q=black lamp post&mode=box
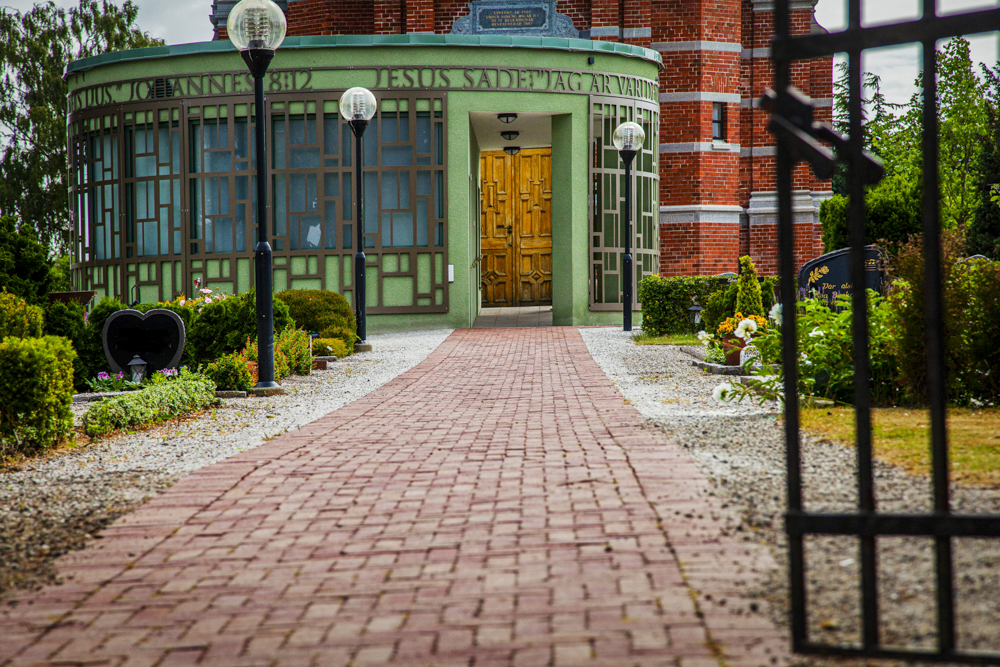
[228,0,286,390]
[613,121,645,332]
[340,87,377,345]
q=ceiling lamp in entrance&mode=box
[500,130,519,141]
[504,146,521,156]
[497,113,518,124]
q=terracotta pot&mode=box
[721,335,746,366]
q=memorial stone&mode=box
[797,245,887,302]
[102,309,186,376]
[451,0,579,38]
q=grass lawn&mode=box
[632,331,701,346]
[800,407,1000,487]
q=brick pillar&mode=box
[743,0,822,276]
[406,0,435,32]
[590,0,619,41]
[655,0,743,277]
[374,0,403,34]
[623,0,651,46]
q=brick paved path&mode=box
[1,328,788,667]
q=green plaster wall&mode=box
[67,41,658,333]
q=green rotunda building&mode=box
[66,32,661,329]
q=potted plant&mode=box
[716,312,766,365]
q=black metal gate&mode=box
[767,0,1000,661]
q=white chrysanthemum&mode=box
[769,302,782,326]
[808,327,824,338]
[713,382,734,403]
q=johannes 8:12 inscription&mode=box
[478,8,546,29]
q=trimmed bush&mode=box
[0,290,43,338]
[637,276,728,336]
[188,289,292,365]
[313,337,348,358]
[205,328,312,391]
[276,289,356,335]
[0,335,76,458]
[82,371,216,438]
[316,324,356,355]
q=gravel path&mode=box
[580,327,1000,662]
[0,329,452,599]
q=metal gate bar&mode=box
[770,0,1000,661]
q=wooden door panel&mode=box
[514,148,552,306]
[480,151,514,305]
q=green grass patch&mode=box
[632,331,700,346]
[801,407,1000,488]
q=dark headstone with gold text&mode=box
[451,0,579,37]
[797,245,888,301]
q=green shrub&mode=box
[735,256,764,318]
[276,289,356,335]
[278,328,312,375]
[316,324,356,355]
[75,297,125,391]
[886,231,1000,405]
[44,300,84,342]
[187,289,292,365]
[82,370,216,438]
[820,174,922,253]
[313,337,348,358]
[0,336,76,458]
[637,275,728,336]
[0,290,43,338]
[136,298,197,367]
[203,352,254,392]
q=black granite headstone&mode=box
[797,245,887,301]
[451,0,578,37]
[102,309,186,376]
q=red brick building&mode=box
[211,0,831,277]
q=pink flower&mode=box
[204,297,213,304]
[200,288,212,295]
[178,299,185,306]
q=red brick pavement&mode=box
[0,328,789,667]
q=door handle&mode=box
[506,225,512,234]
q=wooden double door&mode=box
[479,148,553,306]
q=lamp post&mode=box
[613,121,645,332]
[228,0,286,390]
[340,87,377,345]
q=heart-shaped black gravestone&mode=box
[102,309,186,376]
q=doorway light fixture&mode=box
[497,113,518,124]
[500,130,519,141]
[504,146,521,156]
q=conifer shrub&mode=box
[735,256,764,318]
[0,336,76,458]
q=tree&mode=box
[820,174,923,252]
[969,63,1000,260]
[0,215,55,304]
[0,1,162,252]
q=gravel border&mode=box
[0,329,453,599]
[579,327,1000,664]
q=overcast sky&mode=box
[2,0,998,106]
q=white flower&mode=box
[808,327,824,338]
[769,303,782,326]
[734,318,757,339]
[697,331,711,346]
[713,382,734,403]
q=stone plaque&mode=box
[797,245,887,301]
[451,0,579,38]
[102,309,186,376]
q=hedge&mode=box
[275,289,356,335]
[82,371,216,438]
[0,335,76,458]
[638,276,730,336]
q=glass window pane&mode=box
[417,113,431,153]
[363,122,378,166]
[324,172,339,198]
[416,198,428,247]
[343,173,352,220]
[324,202,336,249]
[290,147,320,169]
[398,112,409,142]
[383,146,413,166]
[272,118,285,169]
[364,171,378,233]
[324,116,338,155]
[215,217,233,253]
[342,124,352,167]
[417,170,431,195]
[273,175,286,236]
[382,113,398,143]
[290,116,306,145]
[392,212,413,247]
[382,172,398,209]
[382,212,391,247]
[302,214,321,249]
[399,172,409,208]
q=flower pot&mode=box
[721,335,746,366]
